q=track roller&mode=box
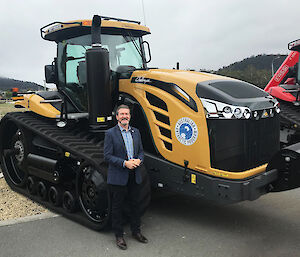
[37,181,48,200]
[49,186,63,206]
[27,176,37,195]
[62,191,77,213]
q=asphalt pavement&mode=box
[1,189,300,257]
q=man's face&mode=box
[116,108,131,127]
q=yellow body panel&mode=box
[12,96,24,101]
[197,164,267,179]
[15,94,60,118]
[120,69,267,180]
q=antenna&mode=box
[141,0,147,26]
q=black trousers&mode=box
[109,172,141,237]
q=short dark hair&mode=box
[116,104,130,115]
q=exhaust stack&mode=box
[86,15,112,132]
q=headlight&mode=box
[233,108,242,119]
[223,106,232,118]
[200,98,277,120]
[243,109,251,119]
[204,101,217,114]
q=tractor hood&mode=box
[196,79,277,111]
[130,69,278,113]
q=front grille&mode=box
[207,115,280,172]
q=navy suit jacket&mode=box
[104,124,144,185]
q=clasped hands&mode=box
[125,159,142,170]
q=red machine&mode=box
[264,40,300,144]
[265,51,299,101]
[11,87,19,97]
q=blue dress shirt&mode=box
[118,123,134,167]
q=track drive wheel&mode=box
[0,120,28,187]
[77,164,110,230]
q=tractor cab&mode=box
[41,17,151,113]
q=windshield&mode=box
[57,34,145,111]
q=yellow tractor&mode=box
[1,15,300,230]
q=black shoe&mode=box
[133,233,148,243]
[116,237,127,250]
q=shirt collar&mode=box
[118,123,131,132]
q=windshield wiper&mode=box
[66,56,85,61]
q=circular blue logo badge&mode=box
[175,117,198,145]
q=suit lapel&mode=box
[114,125,126,154]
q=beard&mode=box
[119,118,129,126]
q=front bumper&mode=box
[145,153,278,204]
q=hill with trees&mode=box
[215,54,288,89]
[0,77,40,91]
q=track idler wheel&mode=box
[63,191,77,213]
[0,122,28,187]
[77,164,110,229]
[49,186,63,207]
[37,181,48,201]
[27,176,37,195]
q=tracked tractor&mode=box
[2,15,300,231]
[265,40,300,144]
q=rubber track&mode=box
[1,112,108,230]
[5,112,105,169]
[279,100,300,128]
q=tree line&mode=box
[0,77,39,91]
[203,54,288,89]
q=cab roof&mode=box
[41,16,151,42]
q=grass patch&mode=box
[0,102,22,117]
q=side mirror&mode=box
[142,41,151,63]
[45,64,57,84]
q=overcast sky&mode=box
[1,0,300,85]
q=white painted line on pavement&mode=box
[0,212,60,227]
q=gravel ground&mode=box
[0,172,48,221]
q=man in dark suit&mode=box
[104,104,148,250]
